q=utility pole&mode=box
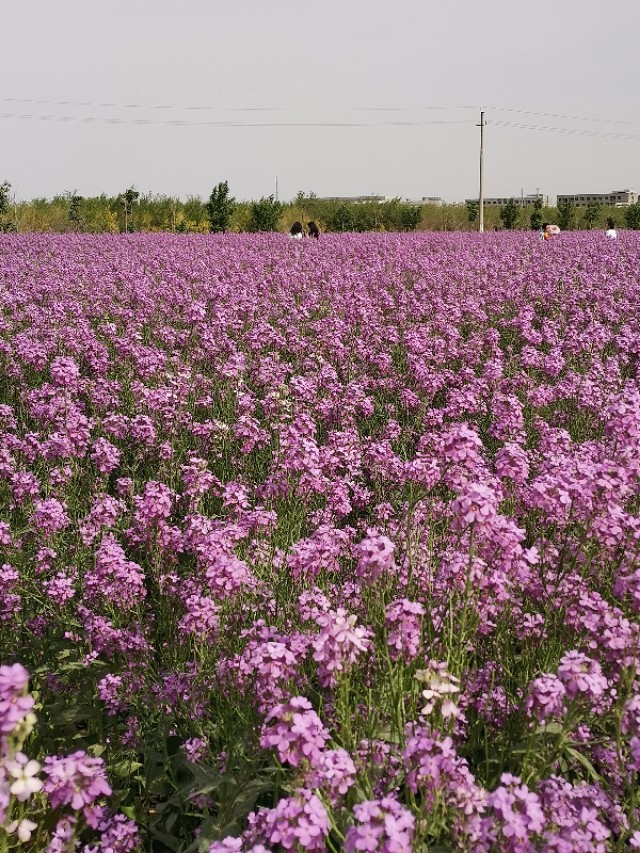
[275,175,279,202]
[477,111,485,233]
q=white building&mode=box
[317,195,385,204]
[465,194,543,208]
[556,189,638,207]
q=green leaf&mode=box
[564,746,602,782]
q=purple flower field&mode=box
[2,231,640,851]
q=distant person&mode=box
[605,217,617,239]
[541,222,550,240]
[307,221,320,240]
[290,221,303,240]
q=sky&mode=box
[3,0,640,205]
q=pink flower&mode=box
[354,528,396,581]
[30,498,69,537]
[43,751,112,811]
[50,356,80,389]
[260,697,328,768]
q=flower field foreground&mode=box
[2,232,640,851]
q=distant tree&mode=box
[0,181,10,217]
[499,198,520,230]
[248,195,283,232]
[67,191,84,232]
[0,181,16,232]
[399,205,423,231]
[466,200,479,225]
[557,201,576,231]
[119,187,139,233]
[328,204,355,232]
[206,181,235,233]
[353,204,378,232]
[583,201,602,230]
[530,196,544,231]
[625,202,640,230]
[183,195,207,231]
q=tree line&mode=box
[1,180,639,234]
[486,196,640,232]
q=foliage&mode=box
[0,180,10,217]
[399,205,423,231]
[557,201,576,231]
[247,195,283,232]
[0,180,16,233]
[625,202,640,230]
[327,203,356,232]
[117,186,140,233]
[67,191,84,231]
[466,200,479,224]
[2,189,636,234]
[205,181,235,234]
[583,200,602,230]
[530,196,544,231]
[499,198,519,230]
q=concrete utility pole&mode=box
[275,175,279,202]
[478,110,485,233]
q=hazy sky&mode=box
[4,1,639,204]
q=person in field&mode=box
[307,221,320,240]
[289,221,303,240]
[605,218,617,239]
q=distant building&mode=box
[317,195,444,206]
[395,196,444,206]
[556,189,637,207]
[465,194,543,208]
[317,195,385,204]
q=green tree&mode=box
[206,181,235,233]
[118,187,139,233]
[466,200,479,225]
[182,195,207,231]
[499,198,519,230]
[116,187,140,234]
[625,202,640,230]
[399,205,423,231]
[247,195,283,232]
[0,181,16,232]
[353,204,378,232]
[67,191,84,232]
[583,201,602,230]
[557,201,576,231]
[530,197,544,231]
[327,204,355,232]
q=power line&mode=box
[3,97,640,130]
[2,111,639,141]
[491,120,640,142]
[0,112,473,128]
[0,96,478,113]
[3,100,640,142]
[487,106,640,128]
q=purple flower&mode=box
[43,751,112,811]
[556,651,608,703]
[260,697,328,768]
[30,498,70,537]
[385,599,425,662]
[0,663,34,735]
[345,796,415,853]
[524,675,567,723]
[487,773,545,851]
[354,528,396,581]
